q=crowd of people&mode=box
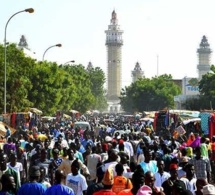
[0,118,215,195]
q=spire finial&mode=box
[111,10,117,24]
[87,61,93,71]
[18,35,29,49]
[200,35,210,48]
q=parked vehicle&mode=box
[74,121,91,130]
[113,130,131,138]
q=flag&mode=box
[165,111,170,126]
[175,125,186,135]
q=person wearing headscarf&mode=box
[187,133,195,146]
[118,165,145,195]
[93,168,116,195]
[136,185,152,195]
[202,184,215,195]
[186,147,193,158]
[189,134,201,148]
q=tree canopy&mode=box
[87,67,107,111]
[0,44,107,115]
[120,74,181,112]
[199,65,215,98]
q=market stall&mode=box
[1,107,43,131]
[0,122,16,137]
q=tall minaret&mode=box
[105,10,123,101]
[197,35,212,80]
[131,62,144,83]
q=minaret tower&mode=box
[131,62,144,83]
[18,35,36,59]
[197,35,212,80]
[86,61,93,71]
[18,35,29,49]
[105,10,123,101]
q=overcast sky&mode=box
[1,0,215,87]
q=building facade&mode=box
[174,77,199,109]
[197,35,212,80]
[131,62,144,83]
[105,10,123,101]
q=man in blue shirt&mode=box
[45,170,74,195]
[81,134,93,149]
[17,166,46,195]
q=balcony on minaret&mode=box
[105,30,123,45]
[105,10,123,46]
[197,64,210,70]
[105,39,123,45]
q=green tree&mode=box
[199,65,215,98]
[0,44,35,113]
[59,64,94,113]
[88,67,107,111]
[28,62,69,115]
[0,43,104,115]
[120,74,181,112]
[183,95,214,110]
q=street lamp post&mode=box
[42,44,62,61]
[63,60,75,65]
[4,8,34,114]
